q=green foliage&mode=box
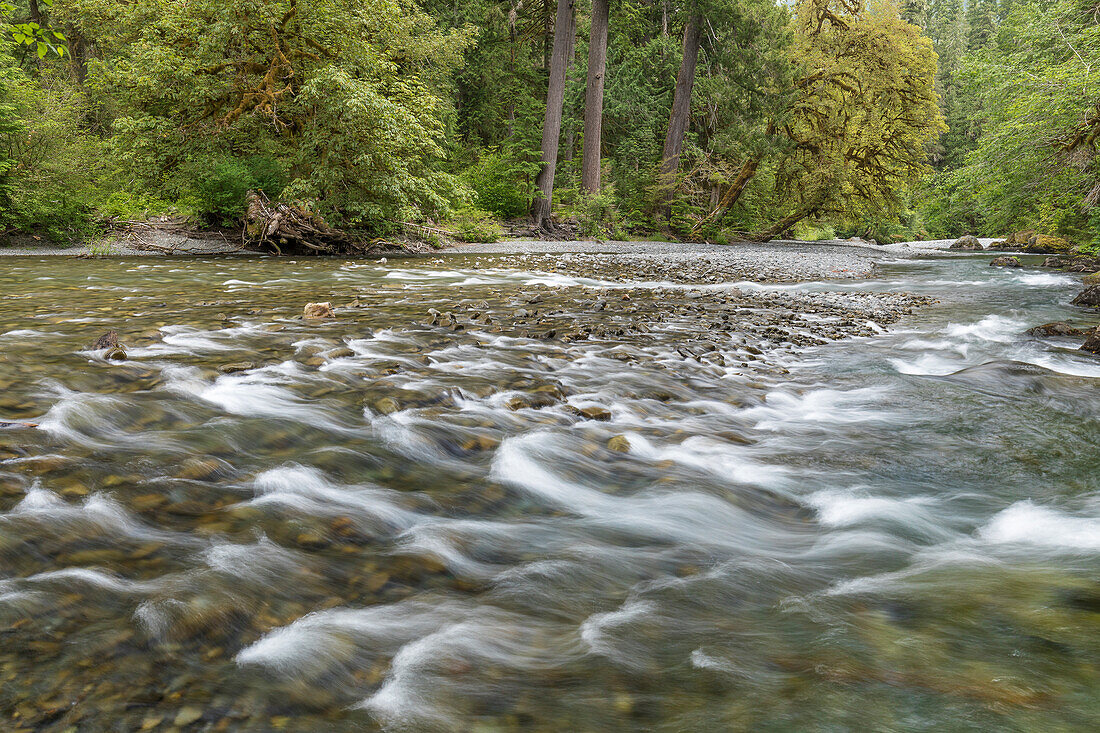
[447,206,502,243]
[573,188,622,239]
[0,66,103,239]
[918,0,1100,240]
[188,158,255,226]
[792,221,837,241]
[462,148,533,219]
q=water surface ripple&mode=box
[0,253,1098,731]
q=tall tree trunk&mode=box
[581,0,610,193]
[67,28,90,85]
[659,14,703,212]
[532,0,576,227]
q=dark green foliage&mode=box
[463,149,533,219]
[188,159,256,226]
[449,206,502,242]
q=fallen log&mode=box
[243,192,401,256]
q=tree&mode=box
[580,0,610,193]
[749,0,945,239]
[927,0,1100,243]
[659,10,703,212]
[531,0,575,227]
[62,0,473,228]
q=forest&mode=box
[0,0,1096,250]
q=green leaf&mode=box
[37,41,47,59]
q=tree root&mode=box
[243,192,404,256]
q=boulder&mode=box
[93,331,121,350]
[1084,271,1100,285]
[303,302,335,319]
[1042,256,1070,268]
[985,240,1009,250]
[1006,230,1035,245]
[607,435,631,452]
[1022,234,1074,254]
[1025,322,1086,338]
[990,256,1021,268]
[1071,285,1100,308]
[1081,326,1100,355]
[568,405,612,421]
[949,235,983,251]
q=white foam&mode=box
[943,314,1027,344]
[740,387,897,431]
[808,488,936,528]
[979,501,1100,551]
[250,465,418,531]
[579,598,656,663]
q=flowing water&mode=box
[0,252,1098,731]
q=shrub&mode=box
[189,158,256,226]
[448,206,502,243]
[462,149,533,219]
[574,189,621,239]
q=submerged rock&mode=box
[1071,285,1100,308]
[1025,322,1085,338]
[218,362,255,374]
[949,235,982,251]
[990,256,1021,268]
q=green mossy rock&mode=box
[1023,234,1074,254]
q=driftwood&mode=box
[0,420,37,429]
[243,192,399,256]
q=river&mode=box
[0,251,1097,731]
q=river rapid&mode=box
[0,251,1098,731]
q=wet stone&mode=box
[607,435,631,452]
[569,405,612,421]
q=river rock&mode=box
[172,705,204,727]
[303,302,335,318]
[93,331,121,349]
[374,397,400,415]
[1084,271,1100,285]
[1006,230,1034,245]
[1023,234,1074,254]
[1025,322,1085,338]
[1081,326,1100,354]
[569,405,612,421]
[607,435,630,452]
[949,235,982,250]
[177,456,234,481]
[990,256,1021,268]
[1071,285,1100,308]
[218,362,254,374]
[985,240,1009,250]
